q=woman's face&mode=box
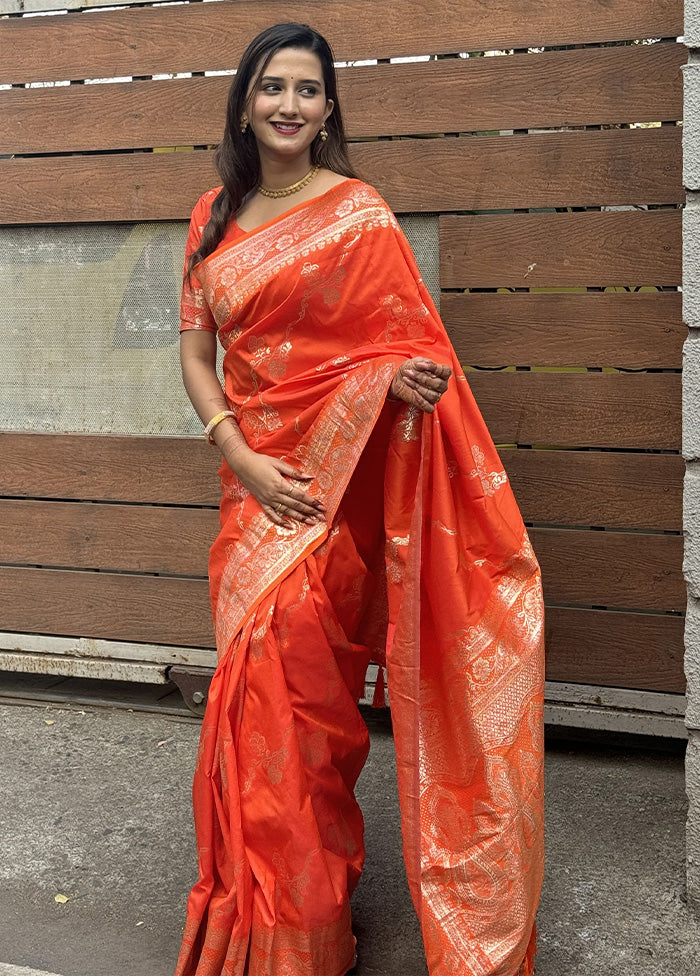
[247,47,333,165]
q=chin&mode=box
[264,142,315,160]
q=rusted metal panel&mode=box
[169,665,212,717]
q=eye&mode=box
[300,86,319,96]
[261,84,281,93]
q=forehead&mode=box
[257,47,324,82]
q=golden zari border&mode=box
[214,359,402,658]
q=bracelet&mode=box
[204,410,236,445]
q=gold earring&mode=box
[320,123,328,142]
[240,113,249,133]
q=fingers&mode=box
[396,359,451,414]
[409,357,450,373]
[406,360,451,386]
[410,390,437,413]
[263,503,293,528]
[283,482,326,522]
[264,478,325,527]
[276,460,313,481]
[262,458,324,525]
[263,494,322,528]
[404,374,445,398]
[401,374,447,406]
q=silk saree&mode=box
[175,180,545,976]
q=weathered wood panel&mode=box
[441,210,681,288]
[1,44,684,155]
[545,607,685,692]
[0,0,683,83]
[531,528,683,611]
[467,372,681,449]
[0,433,222,506]
[0,533,682,643]
[0,432,682,529]
[503,450,683,530]
[0,499,217,576]
[0,127,682,225]
[0,568,686,678]
[1,481,681,574]
[0,567,213,647]
[443,291,684,369]
[1,493,683,610]
[0,151,221,226]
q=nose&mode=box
[279,88,299,116]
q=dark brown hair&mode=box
[186,22,357,277]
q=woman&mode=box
[175,22,544,976]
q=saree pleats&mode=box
[176,179,545,976]
[175,514,376,976]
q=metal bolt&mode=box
[192,691,204,704]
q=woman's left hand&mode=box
[389,357,452,413]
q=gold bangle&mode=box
[204,409,236,445]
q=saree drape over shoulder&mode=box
[175,180,544,976]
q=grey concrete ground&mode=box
[0,696,698,976]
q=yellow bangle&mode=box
[204,410,236,445]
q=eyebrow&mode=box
[260,75,323,86]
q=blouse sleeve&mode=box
[180,191,219,334]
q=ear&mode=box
[323,99,334,122]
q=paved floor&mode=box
[0,697,697,976]
[0,967,65,976]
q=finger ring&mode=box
[274,502,283,514]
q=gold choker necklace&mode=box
[258,166,320,199]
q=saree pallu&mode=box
[175,180,545,976]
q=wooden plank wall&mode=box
[0,0,685,695]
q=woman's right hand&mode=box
[179,331,322,527]
[230,447,325,527]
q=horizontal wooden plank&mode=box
[503,449,683,530]
[545,607,685,692]
[0,427,684,529]
[467,372,681,449]
[0,499,218,576]
[531,527,683,611]
[443,291,684,368]
[0,126,682,225]
[441,210,681,288]
[0,544,683,656]
[0,567,214,647]
[0,432,222,505]
[0,150,220,225]
[1,44,684,154]
[2,483,684,605]
[7,482,681,584]
[359,126,683,209]
[0,0,683,84]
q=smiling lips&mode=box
[271,122,303,134]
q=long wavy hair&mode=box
[186,22,357,277]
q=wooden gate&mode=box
[0,0,685,731]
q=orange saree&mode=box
[175,180,544,976]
